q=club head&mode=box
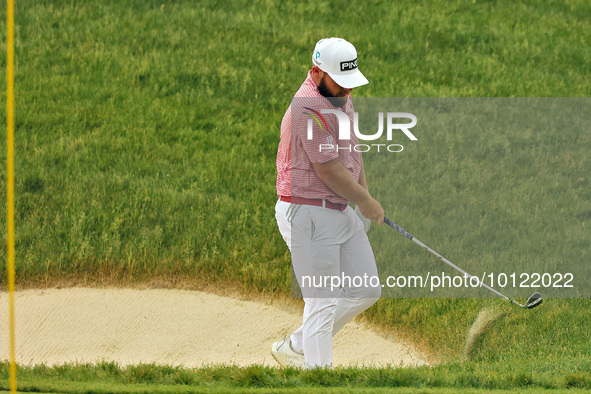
[525,292,543,309]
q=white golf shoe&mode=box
[271,336,306,368]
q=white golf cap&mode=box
[312,37,369,89]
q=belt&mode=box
[279,196,347,212]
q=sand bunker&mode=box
[0,288,427,368]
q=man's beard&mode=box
[317,75,348,108]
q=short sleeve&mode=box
[295,116,338,164]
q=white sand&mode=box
[0,288,427,368]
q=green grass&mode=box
[0,0,589,391]
[0,0,589,289]
[1,362,591,392]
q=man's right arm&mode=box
[312,158,384,224]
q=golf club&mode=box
[384,217,543,309]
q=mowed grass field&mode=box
[0,0,590,391]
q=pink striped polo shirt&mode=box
[276,71,362,205]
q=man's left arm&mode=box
[355,156,373,231]
[358,156,369,191]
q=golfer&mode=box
[272,37,384,368]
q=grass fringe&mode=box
[2,361,591,391]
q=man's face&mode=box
[317,72,352,107]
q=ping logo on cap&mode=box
[313,51,321,66]
[340,58,358,71]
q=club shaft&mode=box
[384,217,520,304]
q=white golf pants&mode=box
[275,198,381,368]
